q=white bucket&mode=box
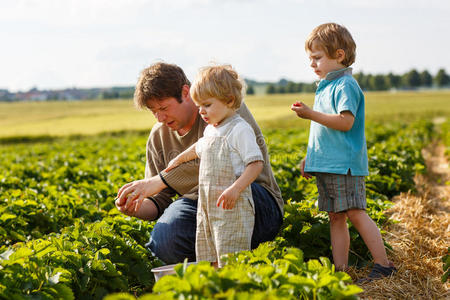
[151,262,197,281]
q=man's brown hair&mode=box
[305,23,356,67]
[134,62,190,109]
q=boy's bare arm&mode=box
[217,161,264,209]
[165,142,199,172]
[291,102,355,131]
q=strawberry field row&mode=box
[0,120,435,299]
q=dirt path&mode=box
[353,141,450,299]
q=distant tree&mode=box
[302,82,317,93]
[420,70,433,87]
[353,72,367,90]
[278,78,288,86]
[295,82,304,93]
[434,68,450,87]
[386,72,401,89]
[286,81,297,93]
[355,72,373,90]
[369,74,388,91]
[363,74,373,90]
[246,84,255,95]
[266,84,276,94]
[403,69,421,88]
[277,86,286,94]
[102,91,119,99]
[372,74,389,91]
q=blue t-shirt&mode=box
[304,68,369,176]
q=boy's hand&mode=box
[291,101,312,119]
[217,186,240,209]
[300,159,312,179]
[164,157,182,172]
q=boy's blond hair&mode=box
[190,64,245,110]
[305,23,356,67]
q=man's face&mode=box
[146,97,187,131]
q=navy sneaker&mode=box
[357,262,397,283]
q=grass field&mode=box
[1,90,449,140]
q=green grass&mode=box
[1,90,449,140]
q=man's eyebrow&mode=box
[148,103,161,110]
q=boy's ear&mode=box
[336,49,346,64]
[227,96,235,107]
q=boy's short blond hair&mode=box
[190,64,244,110]
[305,23,356,67]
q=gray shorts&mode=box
[314,172,366,213]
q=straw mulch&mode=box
[347,142,450,299]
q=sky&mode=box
[1,0,449,92]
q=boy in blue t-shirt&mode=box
[291,23,396,282]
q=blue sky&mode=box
[1,0,449,92]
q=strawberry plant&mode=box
[0,119,435,299]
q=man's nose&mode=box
[310,60,316,67]
[199,107,205,114]
[155,112,167,122]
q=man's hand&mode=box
[216,186,240,210]
[115,197,159,220]
[116,175,166,212]
[300,158,312,179]
[291,101,312,119]
[115,197,137,215]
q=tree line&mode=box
[247,68,450,95]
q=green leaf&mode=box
[103,293,136,300]
[0,213,16,222]
[9,247,33,262]
[153,276,191,293]
[53,284,75,300]
[319,257,332,269]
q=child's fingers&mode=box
[226,199,235,209]
[303,172,312,179]
[165,160,180,172]
[217,194,232,209]
[216,194,224,208]
[165,162,174,172]
[290,105,298,111]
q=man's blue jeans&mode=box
[146,183,283,264]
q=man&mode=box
[116,62,283,264]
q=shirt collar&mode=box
[214,112,239,128]
[324,67,353,81]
